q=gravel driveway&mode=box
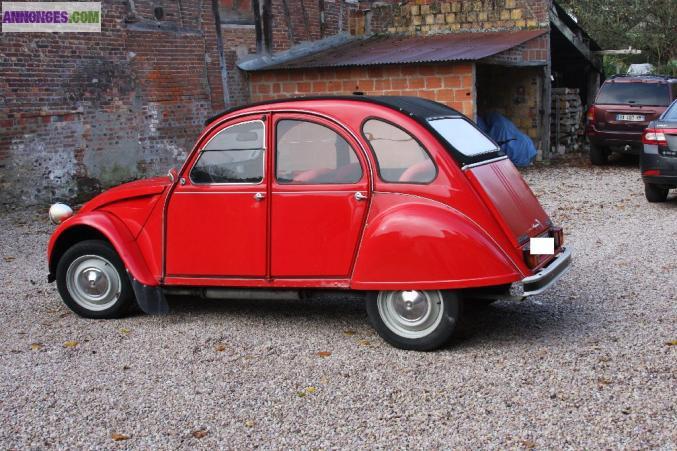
[1,158,675,449]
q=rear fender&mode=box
[351,193,522,290]
[48,211,157,287]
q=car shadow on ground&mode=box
[164,294,368,326]
[163,294,591,348]
[454,300,593,347]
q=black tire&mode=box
[590,143,609,165]
[56,240,136,318]
[366,290,462,351]
[644,183,669,203]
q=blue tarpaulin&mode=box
[477,112,537,167]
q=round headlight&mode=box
[49,203,74,225]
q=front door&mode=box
[270,114,370,277]
[165,116,268,278]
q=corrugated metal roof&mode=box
[240,30,547,71]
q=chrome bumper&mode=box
[521,246,572,297]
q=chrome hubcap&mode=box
[377,290,444,339]
[66,255,121,311]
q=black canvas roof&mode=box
[204,95,463,126]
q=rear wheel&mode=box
[56,240,135,318]
[590,143,609,165]
[644,183,669,202]
[366,290,461,351]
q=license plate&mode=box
[530,237,554,255]
[617,114,645,122]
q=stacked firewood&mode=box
[551,87,584,154]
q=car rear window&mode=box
[596,82,669,106]
[663,101,677,120]
[427,118,498,157]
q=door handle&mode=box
[254,192,266,201]
[354,191,368,201]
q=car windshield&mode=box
[596,82,669,106]
[427,117,498,157]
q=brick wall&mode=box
[270,0,348,52]
[0,0,226,204]
[350,0,550,36]
[483,33,548,64]
[221,25,258,105]
[249,63,476,118]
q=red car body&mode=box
[47,96,570,348]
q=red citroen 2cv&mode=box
[47,96,571,350]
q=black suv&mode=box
[585,75,677,165]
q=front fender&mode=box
[48,211,158,287]
[351,193,521,290]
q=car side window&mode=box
[362,119,436,183]
[276,120,362,184]
[191,121,265,184]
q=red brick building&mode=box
[0,0,599,204]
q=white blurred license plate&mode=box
[617,114,644,121]
[530,237,554,255]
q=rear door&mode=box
[464,158,550,244]
[270,114,370,277]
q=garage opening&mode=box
[476,64,545,157]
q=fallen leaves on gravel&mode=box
[521,439,537,449]
[343,330,356,336]
[597,377,612,388]
[297,386,317,397]
[214,344,226,352]
[192,429,208,439]
[30,343,43,351]
[316,351,331,358]
[244,420,255,428]
[665,340,677,346]
[111,433,130,441]
[3,256,15,262]
[63,340,78,348]
[119,328,130,335]
[357,339,371,346]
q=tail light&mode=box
[551,226,564,249]
[642,169,661,176]
[642,128,667,146]
[523,248,540,269]
[586,106,596,123]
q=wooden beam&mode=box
[549,8,600,70]
[594,48,642,55]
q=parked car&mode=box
[641,98,677,202]
[586,75,677,165]
[47,96,571,351]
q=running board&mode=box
[163,287,302,301]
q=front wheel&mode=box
[366,290,461,351]
[56,240,136,318]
